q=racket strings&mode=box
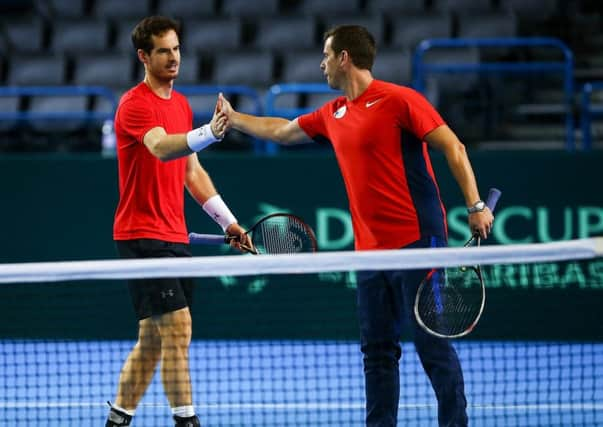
[417,267,483,337]
[253,217,315,254]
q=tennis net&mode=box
[0,238,601,426]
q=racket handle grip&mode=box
[188,232,227,245]
[486,188,502,212]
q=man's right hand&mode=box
[225,223,255,254]
[209,96,228,139]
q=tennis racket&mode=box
[414,187,502,339]
[189,212,317,255]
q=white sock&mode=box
[112,403,135,416]
[172,405,195,418]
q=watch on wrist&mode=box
[467,200,486,214]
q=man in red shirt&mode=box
[219,26,493,427]
[106,16,248,427]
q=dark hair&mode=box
[323,25,376,71]
[131,16,181,53]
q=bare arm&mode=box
[219,93,309,144]
[143,127,194,161]
[143,101,228,161]
[425,125,493,238]
[184,154,249,248]
[184,153,218,203]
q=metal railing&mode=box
[0,84,265,152]
[580,81,603,150]
[0,86,117,122]
[412,37,576,150]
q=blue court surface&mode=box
[0,340,601,426]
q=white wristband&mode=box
[202,194,237,232]
[186,124,221,152]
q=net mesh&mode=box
[0,243,601,426]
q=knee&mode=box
[159,316,192,352]
[361,341,401,370]
[161,328,191,355]
[134,338,162,366]
[414,331,453,356]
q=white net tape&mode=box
[0,237,601,284]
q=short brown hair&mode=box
[323,25,376,71]
[131,16,181,53]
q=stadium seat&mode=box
[186,93,219,121]
[269,92,302,111]
[113,19,138,53]
[174,55,201,84]
[323,15,385,46]
[51,19,110,53]
[501,0,559,19]
[28,95,89,133]
[86,91,118,135]
[156,0,215,19]
[183,18,242,52]
[1,16,45,53]
[91,92,118,128]
[221,0,279,16]
[390,14,452,50]
[372,48,412,85]
[293,0,362,16]
[44,0,87,18]
[367,0,426,14]
[0,35,6,57]
[72,54,135,88]
[7,55,65,86]
[92,0,152,20]
[433,0,496,14]
[416,47,485,137]
[281,50,322,83]
[135,54,200,84]
[457,12,519,62]
[184,91,261,131]
[306,92,339,111]
[236,92,263,115]
[457,13,517,38]
[252,17,317,51]
[0,95,20,132]
[419,47,481,93]
[212,50,274,86]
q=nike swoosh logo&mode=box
[365,99,381,108]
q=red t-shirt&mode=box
[298,80,447,250]
[113,82,192,243]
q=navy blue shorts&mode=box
[115,239,194,320]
